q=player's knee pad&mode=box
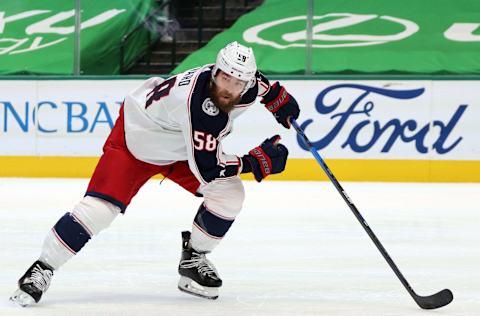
[201,177,245,219]
[71,196,121,236]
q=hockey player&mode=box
[10,41,300,305]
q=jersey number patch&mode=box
[193,131,217,151]
[145,77,176,108]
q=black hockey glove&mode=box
[261,82,300,129]
[241,135,288,182]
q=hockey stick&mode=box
[290,118,453,310]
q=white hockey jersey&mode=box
[123,65,270,185]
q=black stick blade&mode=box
[414,289,453,309]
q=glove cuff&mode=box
[248,146,272,179]
[261,82,290,113]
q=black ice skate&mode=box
[177,231,222,300]
[10,260,54,307]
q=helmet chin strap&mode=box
[242,76,256,96]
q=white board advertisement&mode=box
[0,79,478,161]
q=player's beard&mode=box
[209,83,241,113]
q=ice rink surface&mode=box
[0,178,479,316]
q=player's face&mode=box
[214,70,247,95]
[210,70,246,112]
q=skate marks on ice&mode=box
[0,179,479,315]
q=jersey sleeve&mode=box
[256,70,272,98]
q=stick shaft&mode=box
[290,119,419,300]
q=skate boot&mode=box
[177,231,222,299]
[10,260,54,307]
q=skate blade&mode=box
[10,289,36,307]
[178,276,219,300]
